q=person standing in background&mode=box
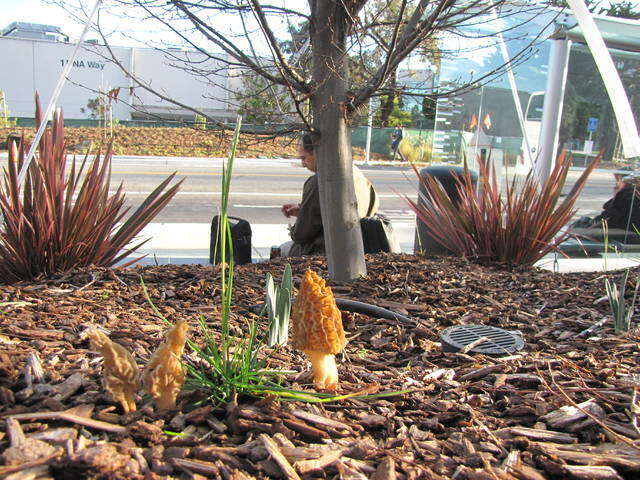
[391,125,405,161]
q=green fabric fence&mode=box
[8,118,435,161]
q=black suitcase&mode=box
[360,213,400,254]
[210,216,252,265]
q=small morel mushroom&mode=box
[291,269,347,390]
[143,319,188,411]
[87,329,140,413]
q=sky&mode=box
[3,1,640,39]
[0,0,294,49]
[0,0,86,38]
[0,0,178,47]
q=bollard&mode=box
[414,165,478,255]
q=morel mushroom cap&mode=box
[87,329,140,413]
[143,319,188,411]
[291,270,346,390]
[291,270,346,354]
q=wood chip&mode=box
[371,456,396,480]
[294,448,347,475]
[259,434,301,480]
[7,407,126,434]
[496,426,576,444]
[541,399,605,429]
[563,465,624,480]
[172,458,219,476]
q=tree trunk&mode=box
[310,1,366,281]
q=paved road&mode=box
[100,156,418,225]
[0,153,621,220]
[88,156,619,225]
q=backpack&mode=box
[210,216,252,265]
[360,213,400,254]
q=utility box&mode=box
[414,165,478,255]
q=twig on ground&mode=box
[6,408,127,434]
[537,361,640,452]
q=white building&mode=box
[0,24,239,122]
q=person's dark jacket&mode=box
[290,175,324,256]
[593,184,640,230]
[289,168,378,256]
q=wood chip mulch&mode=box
[1,254,639,480]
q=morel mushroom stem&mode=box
[291,270,347,391]
[305,350,339,390]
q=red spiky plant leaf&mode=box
[405,152,600,266]
[0,95,183,283]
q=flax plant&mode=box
[405,152,600,265]
[0,97,182,283]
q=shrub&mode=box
[194,114,207,130]
[0,97,183,283]
[400,137,432,163]
[406,151,599,265]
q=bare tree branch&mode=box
[169,0,309,92]
[93,19,304,135]
[248,0,307,87]
[246,0,313,129]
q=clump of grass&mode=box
[400,136,432,163]
[144,117,282,405]
[605,269,639,334]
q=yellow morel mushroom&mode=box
[291,269,347,391]
[87,329,140,413]
[143,319,188,411]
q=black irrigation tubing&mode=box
[248,298,413,324]
[336,298,414,324]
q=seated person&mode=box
[571,170,640,241]
[280,132,379,257]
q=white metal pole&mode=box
[537,37,571,185]
[473,86,484,170]
[364,98,373,165]
[490,4,534,175]
[16,0,103,188]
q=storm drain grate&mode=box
[440,324,524,356]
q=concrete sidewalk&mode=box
[121,222,640,273]
[123,222,416,263]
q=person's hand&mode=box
[281,204,300,218]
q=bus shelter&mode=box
[431,10,640,177]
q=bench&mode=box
[557,228,640,258]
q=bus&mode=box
[521,91,545,165]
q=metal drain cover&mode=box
[440,324,524,355]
